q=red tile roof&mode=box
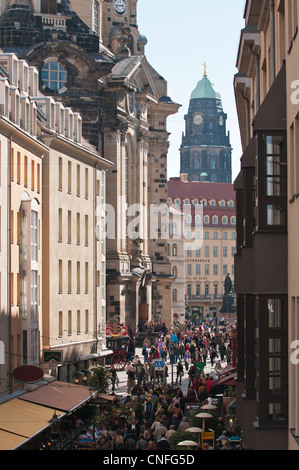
[167,178,235,201]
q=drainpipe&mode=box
[269,0,276,85]
[242,90,250,147]
[93,163,98,354]
[249,44,260,112]
[7,135,12,393]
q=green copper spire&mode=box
[190,63,221,100]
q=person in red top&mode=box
[205,375,213,392]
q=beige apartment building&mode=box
[36,97,112,383]
[0,52,47,395]
[0,51,112,394]
[234,0,299,450]
[168,175,236,324]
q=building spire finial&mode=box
[203,62,207,77]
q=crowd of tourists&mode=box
[72,318,240,450]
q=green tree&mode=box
[90,366,111,393]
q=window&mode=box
[205,264,209,275]
[85,168,89,199]
[77,213,80,245]
[213,246,218,257]
[260,134,286,228]
[231,216,236,225]
[212,216,218,224]
[213,264,218,275]
[58,260,62,293]
[68,210,71,243]
[77,165,80,196]
[187,284,192,297]
[187,246,192,257]
[223,246,228,257]
[85,262,89,293]
[58,157,62,190]
[187,264,192,275]
[31,210,38,262]
[222,216,228,224]
[68,161,72,193]
[196,264,200,275]
[77,262,80,293]
[68,310,72,336]
[85,215,88,246]
[213,231,218,239]
[41,0,57,14]
[77,310,81,335]
[196,284,200,296]
[30,270,38,321]
[59,311,63,337]
[41,61,67,91]
[85,309,89,334]
[204,215,209,224]
[196,247,201,257]
[58,208,62,242]
[204,246,209,257]
[31,161,35,191]
[68,260,72,293]
[205,284,209,296]
[172,244,177,256]
[172,266,177,278]
[223,264,228,275]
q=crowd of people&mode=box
[73,318,240,451]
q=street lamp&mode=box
[48,411,61,448]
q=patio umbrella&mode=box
[177,440,198,447]
[195,412,213,430]
[201,403,217,410]
[185,427,204,433]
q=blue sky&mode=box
[137,0,246,181]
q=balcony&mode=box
[185,294,224,302]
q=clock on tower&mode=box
[114,0,127,14]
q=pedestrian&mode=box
[127,365,135,394]
[136,434,147,450]
[184,350,191,371]
[176,361,184,385]
[157,433,170,450]
[142,345,148,363]
[110,365,119,392]
[143,397,154,425]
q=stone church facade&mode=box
[0,0,180,332]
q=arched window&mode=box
[172,244,177,256]
[231,216,236,225]
[193,159,199,169]
[222,216,228,225]
[172,266,177,278]
[212,215,218,224]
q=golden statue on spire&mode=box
[203,62,207,76]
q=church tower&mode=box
[180,64,232,183]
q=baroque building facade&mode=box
[180,65,232,184]
[0,0,179,340]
